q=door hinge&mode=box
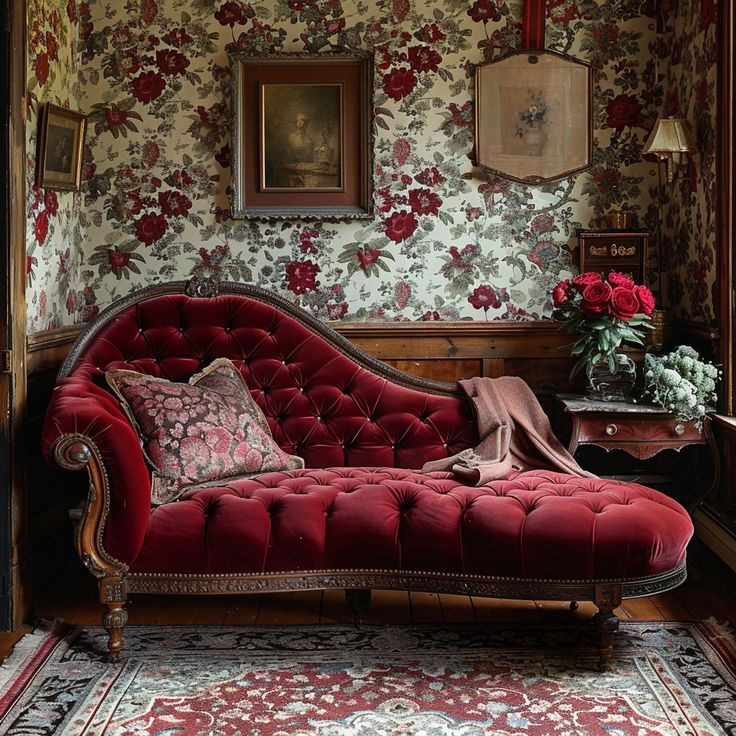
[0,350,11,374]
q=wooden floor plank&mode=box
[409,592,443,623]
[223,594,262,625]
[362,590,411,625]
[438,594,476,623]
[619,597,664,621]
[319,589,352,624]
[256,592,322,625]
[648,592,693,621]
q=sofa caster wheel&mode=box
[345,589,372,626]
[569,600,579,611]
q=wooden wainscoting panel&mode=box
[384,359,483,383]
[26,325,83,374]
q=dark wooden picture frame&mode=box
[474,49,592,184]
[36,103,87,191]
[230,51,373,220]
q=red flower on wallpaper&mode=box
[528,240,560,271]
[139,0,158,26]
[384,210,418,242]
[357,247,382,271]
[421,310,441,320]
[417,23,445,43]
[66,0,77,22]
[606,94,643,131]
[284,260,320,295]
[134,212,168,245]
[299,228,320,254]
[408,45,442,74]
[215,144,231,168]
[105,109,129,129]
[467,0,501,23]
[46,32,59,61]
[592,23,618,48]
[214,1,248,26]
[166,28,193,47]
[158,190,192,217]
[701,0,716,30]
[593,168,622,194]
[415,166,445,187]
[468,285,501,314]
[325,18,345,35]
[34,211,49,245]
[27,256,38,276]
[529,213,555,234]
[382,68,417,101]
[155,49,190,76]
[107,247,131,273]
[326,302,348,320]
[43,191,59,215]
[35,52,50,85]
[408,188,442,216]
[131,71,166,103]
[393,137,411,167]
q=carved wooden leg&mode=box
[345,589,372,626]
[100,576,128,662]
[593,584,622,671]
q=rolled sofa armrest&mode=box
[42,376,151,570]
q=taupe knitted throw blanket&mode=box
[422,376,596,485]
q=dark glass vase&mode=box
[585,353,636,403]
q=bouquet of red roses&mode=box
[552,271,655,377]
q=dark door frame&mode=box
[1,0,29,631]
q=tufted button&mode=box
[300,387,305,392]
[443,443,447,448]
[225,326,231,333]
[178,327,184,333]
[281,360,286,365]
[138,328,143,334]
[262,386,269,394]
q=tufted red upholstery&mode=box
[43,293,476,565]
[43,287,694,589]
[131,468,692,580]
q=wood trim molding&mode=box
[717,0,734,412]
[26,324,83,374]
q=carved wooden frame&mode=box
[229,51,374,220]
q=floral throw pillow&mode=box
[106,358,304,505]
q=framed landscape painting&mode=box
[475,50,591,184]
[230,52,373,220]
[36,103,87,191]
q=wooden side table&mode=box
[555,394,720,512]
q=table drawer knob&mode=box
[674,423,685,435]
[605,424,618,436]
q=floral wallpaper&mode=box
[22,0,712,332]
[655,0,718,324]
[25,0,90,332]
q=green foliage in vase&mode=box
[642,345,721,428]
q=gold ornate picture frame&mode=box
[36,103,87,191]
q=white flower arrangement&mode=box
[642,345,720,428]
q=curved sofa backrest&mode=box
[61,282,478,469]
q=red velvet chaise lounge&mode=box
[42,280,694,667]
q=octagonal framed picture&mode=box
[475,49,592,184]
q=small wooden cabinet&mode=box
[577,230,649,283]
[555,394,719,512]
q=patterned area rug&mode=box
[1,622,736,735]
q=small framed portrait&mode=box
[230,51,373,220]
[36,103,87,191]
[475,50,591,184]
